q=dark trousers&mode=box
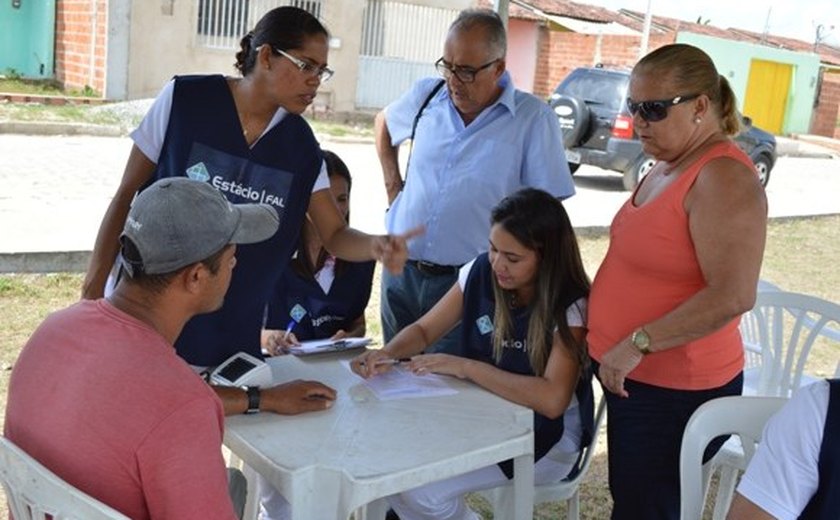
[593,361,743,520]
[380,262,462,355]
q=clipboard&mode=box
[287,338,373,356]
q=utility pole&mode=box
[639,0,653,59]
[760,7,772,44]
[494,0,509,30]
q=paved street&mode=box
[1,133,839,259]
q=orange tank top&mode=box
[587,140,753,390]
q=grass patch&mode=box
[1,215,838,519]
[0,76,98,97]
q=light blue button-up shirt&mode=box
[384,72,574,266]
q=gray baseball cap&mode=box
[120,177,279,276]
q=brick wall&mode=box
[55,0,107,95]
[532,29,674,99]
[810,72,840,139]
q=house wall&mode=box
[810,71,840,139]
[55,0,107,94]
[506,18,538,92]
[532,29,673,99]
[677,32,821,135]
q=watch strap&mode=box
[245,386,260,414]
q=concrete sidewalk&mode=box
[1,127,838,273]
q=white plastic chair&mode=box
[679,396,787,520]
[0,436,130,520]
[712,290,840,519]
[478,396,607,520]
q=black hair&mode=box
[291,150,354,279]
[234,6,329,76]
[120,237,228,294]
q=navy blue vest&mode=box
[265,258,375,340]
[149,75,322,366]
[461,253,594,478]
[799,379,840,519]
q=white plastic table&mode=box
[223,352,535,520]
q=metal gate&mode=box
[356,0,458,109]
[196,0,323,49]
[0,0,55,78]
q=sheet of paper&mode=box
[342,360,458,401]
[287,338,372,356]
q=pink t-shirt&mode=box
[4,300,237,520]
[588,141,751,390]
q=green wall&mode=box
[677,32,821,135]
[0,0,55,78]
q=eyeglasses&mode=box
[273,48,334,82]
[625,94,700,122]
[435,57,499,84]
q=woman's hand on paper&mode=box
[407,354,469,379]
[261,329,300,355]
[351,349,397,379]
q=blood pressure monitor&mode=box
[209,352,273,388]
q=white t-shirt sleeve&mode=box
[130,79,175,164]
[458,258,477,291]
[736,380,828,520]
[311,160,329,193]
[128,79,326,195]
[566,297,587,327]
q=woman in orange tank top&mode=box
[586,43,768,519]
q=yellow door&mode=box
[743,59,793,134]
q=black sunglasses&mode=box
[625,94,700,122]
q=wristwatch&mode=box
[244,386,261,414]
[630,328,652,355]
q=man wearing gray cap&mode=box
[5,178,336,520]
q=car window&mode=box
[558,73,628,112]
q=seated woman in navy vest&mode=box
[351,188,595,520]
[261,150,375,353]
[257,151,376,520]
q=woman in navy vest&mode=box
[352,188,594,520]
[261,150,375,352]
[82,7,418,416]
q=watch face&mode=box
[633,329,651,350]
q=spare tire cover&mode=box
[551,95,590,148]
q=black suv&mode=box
[549,67,777,190]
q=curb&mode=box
[0,251,91,274]
[0,121,126,137]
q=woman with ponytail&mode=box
[587,43,768,518]
[352,188,594,520]
[83,7,417,382]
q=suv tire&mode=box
[552,95,590,148]
[753,153,772,187]
[623,155,656,191]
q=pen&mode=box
[361,358,412,366]
[283,319,296,341]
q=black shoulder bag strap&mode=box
[404,79,445,182]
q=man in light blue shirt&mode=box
[375,8,574,355]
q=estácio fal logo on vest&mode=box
[185,161,287,209]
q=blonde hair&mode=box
[634,43,741,135]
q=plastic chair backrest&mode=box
[0,436,130,520]
[679,396,787,520]
[478,395,607,520]
[745,291,840,397]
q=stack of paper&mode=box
[287,338,372,356]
